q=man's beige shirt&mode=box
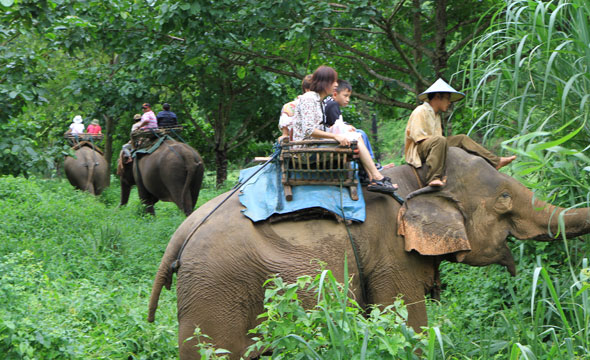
[404,101,442,168]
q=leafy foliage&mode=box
[0,173,237,358]
[246,268,431,359]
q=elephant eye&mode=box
[501,192,510,199]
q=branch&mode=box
[165,34,185,42]
[228,120,275,152]
[448,19,492,56]
[321,27,385,35]
[220,54,303,79]
[1,32,19,47]
[353,91,415,110]
[325,52,416,93]
[228,115,254,144]
[388,0,408,23]
[322,32,409,74]
[378,21,430,87]
[186,114,215,147]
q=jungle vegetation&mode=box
[1,0,589,358]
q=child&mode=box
[324,81,378,163]
[278,75,313,142]
[86,119,102,134]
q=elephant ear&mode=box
[397,193,471,262]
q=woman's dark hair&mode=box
[310,66,338,95]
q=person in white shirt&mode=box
[66,115,85,134]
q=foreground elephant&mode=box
[118,139,205,216]
[148,147,590,359]
[64,145,110,195]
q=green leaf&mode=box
[0,0,14,6]
[237,66,246,79]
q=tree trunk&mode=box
[433,0,448,78]
[215,146,228,187]
[412,0,425,101]
[371,113,379,162]
[103,114,114,172]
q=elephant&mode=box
[147,147,590,359]
[64,144,110,196]
[118,139,205,216]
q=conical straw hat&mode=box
[418,78,465,102]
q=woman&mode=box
[292,65,396,194]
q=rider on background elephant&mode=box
[147,146,590,359]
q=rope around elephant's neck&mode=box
[338,178,368,305]
[170,145,282,274]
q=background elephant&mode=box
[118,139,205,216]
[147,147,590,359]
[64,145,110,196]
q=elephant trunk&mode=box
[120,179,132,206]
[512,197,590,240]
[118,156,134,207]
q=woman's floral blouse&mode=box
[292,91,325,142]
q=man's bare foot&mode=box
[428,179,445,187]
[496,155,516,169]
[382,163,396,170]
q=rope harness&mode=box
[171,145,282,273]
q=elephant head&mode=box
[397,147,590,276]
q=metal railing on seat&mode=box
[279,139,360,201]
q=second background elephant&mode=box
[118,139,205,216]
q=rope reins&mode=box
[170,145,282,273]
[338,177,368,305]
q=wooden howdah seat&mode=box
[64,133,103,147]
[130,126,184,149]
[279,139,360,201]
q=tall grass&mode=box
[246,265,435,359]
[463,0,589,205]
[0,174,236,359]
[430,1,590,358]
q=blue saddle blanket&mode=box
[238,162,365,222]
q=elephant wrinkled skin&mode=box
[64,146,110,196]
[118,139,204,216]
[148,147,590,359]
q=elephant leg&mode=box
[178,309,255,360]
[137,187,158,216]
[406,299,428,332]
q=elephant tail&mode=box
[148,228,186,322]
[180,150,204,216]
[83,149,96,195]
[147,257,175,322]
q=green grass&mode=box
[0,173,236,359]
[2,173,588,359]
